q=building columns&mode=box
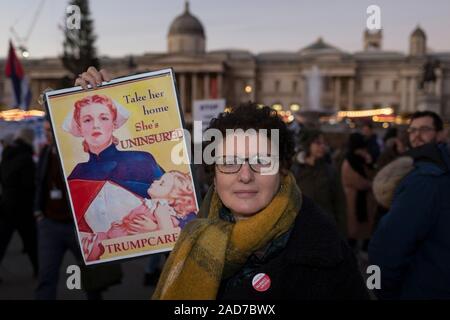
[203,73,210,99]
[179,73,186,111]
[191,73,197,103]
[334,77,341,110]
[400,77,408,112]
[217,73,223,98]
[348,78,354,110]
[435,71,442,96]
[409,77,416,112]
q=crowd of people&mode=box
[151,105,450,300]
[0,120,124,299]
[288,110,450,299]
[0,66,449,300]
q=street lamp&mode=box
[18,45,29,58]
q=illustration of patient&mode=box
[83,170,197,261]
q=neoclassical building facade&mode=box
[1,2,449,121]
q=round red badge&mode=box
[252,273,271,292]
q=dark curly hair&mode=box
[204,102,294,173]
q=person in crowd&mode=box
[370,111,450,299]
[35,121,76,298]
[0,134,15,163]
[291,129,346,236]
[372,127,409,228]
[287,113,305,153]
[151,103,368,299]
[35,121,123,300]
[407,111,444,149]
[361,122,381,163]
[143,253,167,286]
[376,127,409,171]
[439,126,449,147]
[0,128,38,279]
[341,133,376,252]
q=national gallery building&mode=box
[1,3,449,121]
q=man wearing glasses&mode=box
[407,111,444,148]
[369,111,450,299]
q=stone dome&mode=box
[411,26,426,38]
[168,2,205,38]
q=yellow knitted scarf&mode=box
[152,172,302,300]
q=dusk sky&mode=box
[1,0,449,59]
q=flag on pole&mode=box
[4,40,32,110]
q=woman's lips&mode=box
[234,190,258,199]
[92,132,102,137]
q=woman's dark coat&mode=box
[217,196,369,300]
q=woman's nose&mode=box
[237,162,254,183]
[92,118,100,128]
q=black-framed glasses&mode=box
[215,155,278,174]
[407,126,436,135]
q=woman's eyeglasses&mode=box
[215,155,277,174]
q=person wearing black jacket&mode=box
[0,128,38,278]
[370,111,450,299]
[217,196,367,299]
[291,129,347,237]
[34,121,122,300]
[371,143,450,299]
[34,122,79,299]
